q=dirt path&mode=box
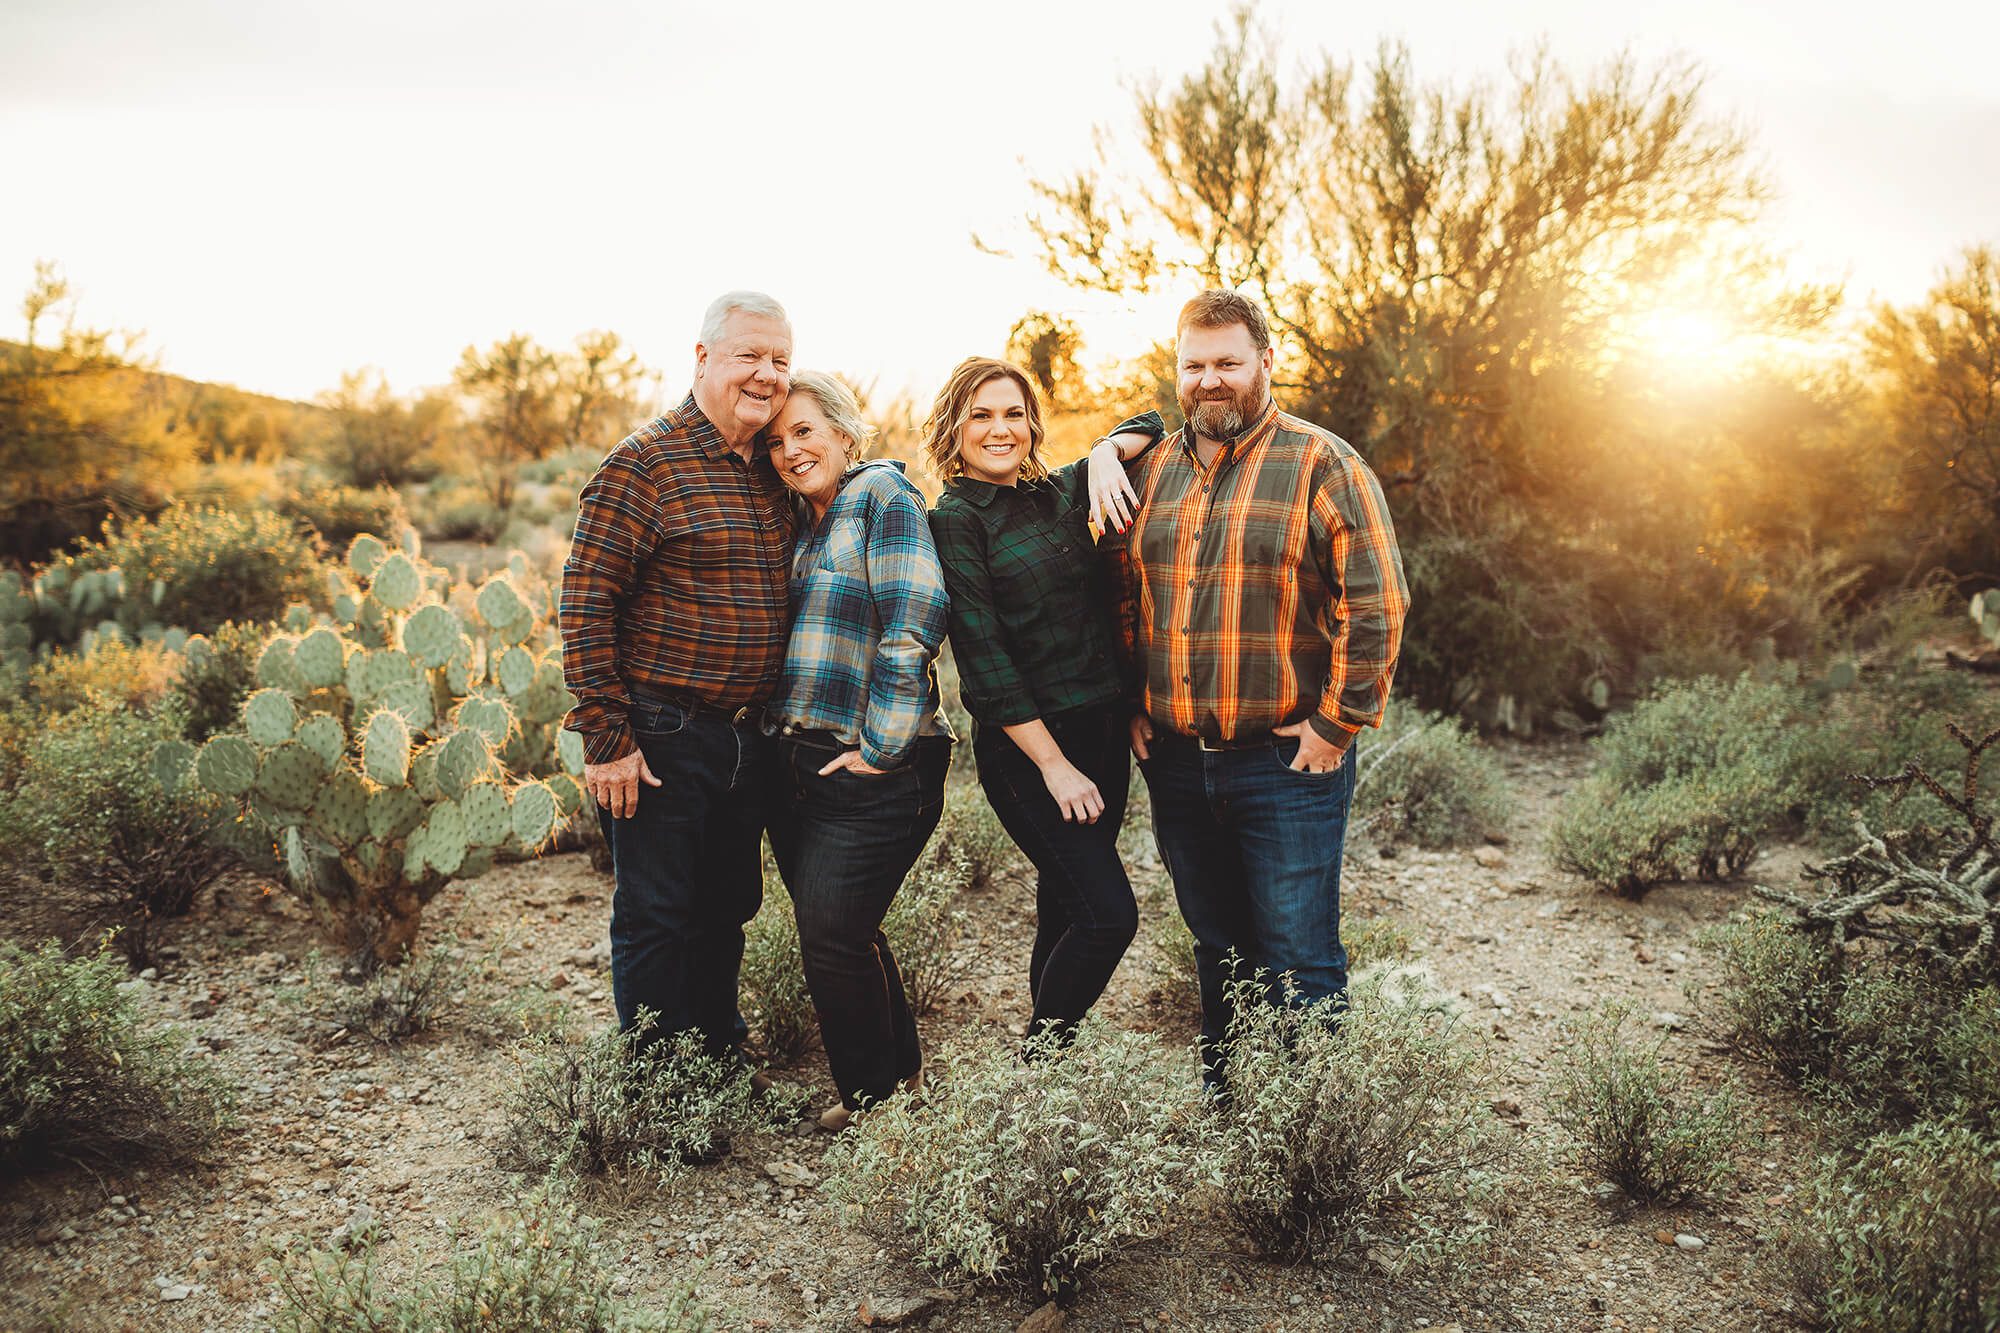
[1,740,1817,1332]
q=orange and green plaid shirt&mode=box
[1101,402,1409,751]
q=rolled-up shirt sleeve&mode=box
[1308,449,1409,745]
[559,448,663,764]
[861,484,952,768]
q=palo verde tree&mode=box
[1019,7,1842,725]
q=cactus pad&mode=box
[494,646,534,697]
[348,533,388,579]
[403,603,463,668]
[371,552,422,611]
[367,785,425,841]
[459,781,512,847]
[557,728,586,776]
[243,688,298,746]
[454,695,515,749]
[150,739,195,794]
[310,767,370,846]
[436,730,494,800]
[257,741,322,813]
[295,628,346,688]
[196,734,259,797]
[378,678,437,732]
[420,800,468,876]
[296,714,346,770]
[475,576,526,630]
[256,636,301,693]
[363,709,412,786]
[283,827,315,892]
[546,772,586,817]
[511,780,559,849]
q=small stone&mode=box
[548,971,570,990]
[1653,1011,1686,1031]
[188,998,216,1019]
[159,1285,192,1302]
[1634,944,1656,964]
[801,1287,818,1304]
[1016,1302,1065,1333]
[763,1159,817,1189]
[138,968,158,981]
[1655,1229,1677,1245]
[856,1288,945,1326]
[1490,1097,1522,1118]
[1675,1233,1706,1250]
[1472,846,1506,869]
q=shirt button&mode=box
[1181,674,1191,684]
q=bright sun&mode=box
[1617,307,1741,378]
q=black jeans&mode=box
[973,706,1138,1045]
[597,696,769,1058]
[765,733,949,1110]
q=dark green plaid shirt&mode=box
[929,457,1123,728]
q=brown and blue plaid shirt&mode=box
[1101,403,1410,751]
[559,395,794,764]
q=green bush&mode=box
[883,838,980,1016]
[416,480,508,542]
[931,791,1016,893]
[1552,675,1804,895]
[41,503,324,640]
[271,1181,706,1332]
[1,698,231,964]
[739,877,818,1066]
[1551,1004,1741,1203]
[499,1012,798,1190]
[171,620,268,743]
[1354,704,1512,847]
[275,482,409,550]
[1703,912,1845,1086]
[1210,973,1501,1265]
[824,1020,1215,1301]
[1785,1123,2000,1333]
[0,941,231,1172]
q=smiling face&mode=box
[766,394,850,516]
[956,375,1034,487]
[1176,320,1272,441]
[693,311,793,445]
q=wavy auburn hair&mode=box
[920,357,1049,485]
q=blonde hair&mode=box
[783,370,875,460]
[920,357,1049,485]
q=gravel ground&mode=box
[0,739,1820,1332]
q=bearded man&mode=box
[1097,289,1409,1093]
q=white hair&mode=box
[699,290,790,346]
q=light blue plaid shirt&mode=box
[769,460,953,768]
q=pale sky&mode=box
[2,0,1996,405]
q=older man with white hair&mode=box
[560,291,795,1066]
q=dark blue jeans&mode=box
[1138,729,1356,1090]
[765,735,949,1111]
[974,706,1138,1046]
[597,697,769,1059]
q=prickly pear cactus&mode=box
[193,531,585,962]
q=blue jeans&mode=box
[765,734,949,1110]
[1138,729,1356,1090]
[597,696,769,1059]
[973,706,1138,1047]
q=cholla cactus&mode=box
[170,530,587,963]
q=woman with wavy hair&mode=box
[925,357,1152,1048]
[761,370,953,1131]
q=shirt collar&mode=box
[667,392,731,461]
[942,474,1008,508]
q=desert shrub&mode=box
[21,636,181,715]
[417,480,508,541]
[1354,704,1512,847]
[1704,912,1846,1085]
[44,503,324,640]
[1211,973,1501,1264]
[500,1012,798,1190]
[1798,670,2000,852]
[1552,675,1805,895]
[824,1020,1215,1301]
[1347,913,1418,968]
[171,619,267,742]
[931,791,1016,893]
[0,941,231,1172]
[739,877,818,1065]
[314,934,480,1045]
[883,838,980,1016]
[1146,891,1202,1014]
[271,1180,706,1332]
[0,698,231,963]
[1551,1004,1742,1203]
[1783,1123,2000,1333]
[276,482,408,549]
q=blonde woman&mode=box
[761,371,952,1129]
[925,357,1153,1048]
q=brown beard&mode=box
[1180,373,1269,441]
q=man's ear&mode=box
[1260,346,1275,375]
[693,342,709,380]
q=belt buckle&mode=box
[1198,733,1221,752]
[730,705,754,726]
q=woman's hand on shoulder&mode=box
[1087,440,1140,534]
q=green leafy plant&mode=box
[1210,973,1502,1264]
[270,1180,707,1332]
[739,873,818,1067]
[1551,1003,1742,1204]
[1355,704,1513,847]
[882,837,981,1016]
[824,1020,1215,1302]
[0,941,231,1172]
[499,1012,800,1191]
